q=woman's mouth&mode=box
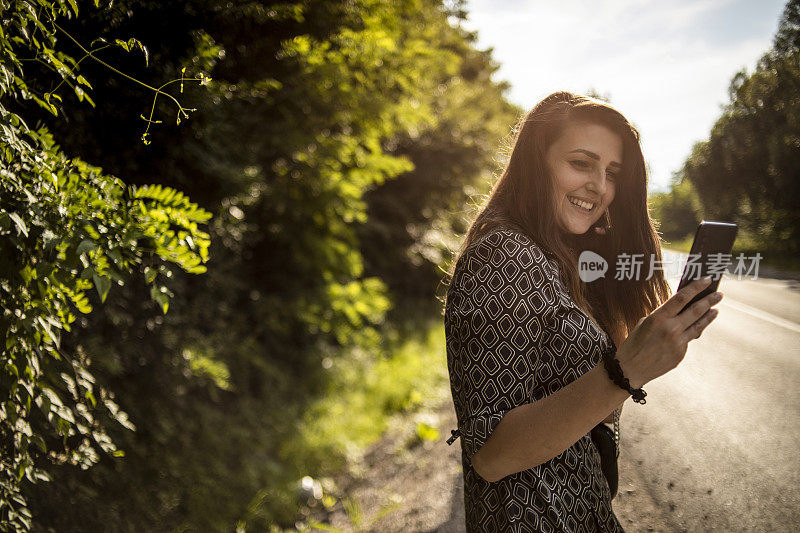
[568,195,596,214]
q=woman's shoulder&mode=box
[447,226,565,319]
[461,226,555,273]
[452,226,562,294]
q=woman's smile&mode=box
[567,195,597,214]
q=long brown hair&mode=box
[441,91,671,341]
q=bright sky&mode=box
[462,0,788,194]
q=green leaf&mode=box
[144,266,157,284]
[31,435,47,453]
[8,212,28,237]
[150,284,170,314]
[93,274,111,303]
[72,291,93,314]
[76,75,92,89]
[35,316,59,347]
[84,390,96,408]
[107,248,123,265]
[76,239,96,257]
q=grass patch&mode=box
[280,320,448,475]
[265,319,449,530]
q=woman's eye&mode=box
[571,160,617,180]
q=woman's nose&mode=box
[587,170,610,196]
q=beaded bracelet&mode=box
[602,347,647,404]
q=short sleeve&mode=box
[445,229,563,463]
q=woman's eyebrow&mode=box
[569,149,622,169]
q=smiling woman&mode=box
[441,91,675,532]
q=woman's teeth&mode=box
[568,196,594,211]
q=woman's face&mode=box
[545,120,623,235]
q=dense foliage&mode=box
[0,1,212,530]
[675,0,800,252]
[2,0,518,530]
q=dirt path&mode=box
[307,398,677,532]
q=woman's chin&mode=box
[565,223,593,235]
[558,216,596,236]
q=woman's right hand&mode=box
[615,276,723,389]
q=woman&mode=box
[442,91,723,532]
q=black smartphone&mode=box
[675,221,738,314]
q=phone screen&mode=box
[675,221,738,314]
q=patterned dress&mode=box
[444,227,625,532]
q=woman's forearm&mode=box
[470,362,629,482]
[601,323,629,423]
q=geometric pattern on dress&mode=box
[445,228,625,532]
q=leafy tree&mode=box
[648,175,701,242]
[6,0,520,530]
[357,6,521,322]
[0,1,211,530]
[681,0,800,252]
[775,0,800,55]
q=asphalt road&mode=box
[617,249,800,531]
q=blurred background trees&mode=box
[3,0,518,529]
[652,0,800,263]
[648,175,701,242]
